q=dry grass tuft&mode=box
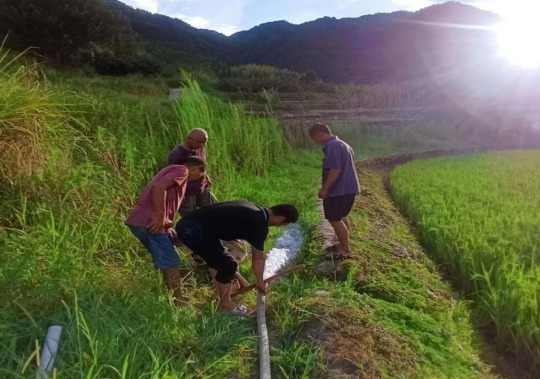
[0,48,64,184]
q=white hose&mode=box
[37,325,62,379]
[257,292,271,379]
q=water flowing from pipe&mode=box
[258,223,303,378]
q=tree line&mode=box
[0,0,161,74]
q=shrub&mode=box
[218,64,301,92]
[94,57,162,76]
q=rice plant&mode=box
[335,83,437,109]
[391,150,540,371]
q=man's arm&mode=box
[251,249,268,294]
[320,144,343,199]
[319,169,341,199]
[148,176,177,234]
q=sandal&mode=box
[324,250,352,260]
[221,305,253,317]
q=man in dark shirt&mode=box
[175,201,299,314]
[168,128,217,216]
[309,123,360,260]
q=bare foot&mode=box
[336,248,352,258]
[324,249,352,260]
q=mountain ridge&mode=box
[0,0,504,82]
[110,0,501,82]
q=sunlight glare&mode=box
[496,6,540,69]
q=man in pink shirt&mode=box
[125,156,206,306]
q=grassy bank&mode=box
[287,168,493,378]
[0,53,322,377]
[391,151,540,372]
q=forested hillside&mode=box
[0,1,507,82]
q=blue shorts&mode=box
[128,225,180,270]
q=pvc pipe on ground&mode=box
[256,224,303,379]
[257,292,271,379]
[37,326,62,379]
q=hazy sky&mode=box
[119,0,510,35]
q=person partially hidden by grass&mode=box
[175,201,299,316]
[125,156,206,307]
[167,128,217,216]
[309,123,360,260]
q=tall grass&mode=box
[0,49,71,185]
[391,150,540,371]
[0,51,320,378]
[174,74,286,185]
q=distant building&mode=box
[169,88,181,100]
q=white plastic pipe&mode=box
[37,326,62,379]
[257,292,271,379]
[257,224,303,379]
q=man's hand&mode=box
[257,280,268,294]
[168,228,182,247]
[148,213,171,234]
[318,187,329,199]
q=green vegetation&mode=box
[176,75,285,180]
[391,150,540,371]
[335,83,443,109]
[0,0,144,66]
[0,51,323,377]
[1,49,496,377]
[293,168,492,377]
[328,121,469,160]
[218,64,315,93]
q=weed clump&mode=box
[0,50,68,183]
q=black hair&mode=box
[183,156,206,171]
[308,123,332,136]
[270,204,299,224]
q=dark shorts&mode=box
[323,194,356,222]
[175,220,237,284]
[128,225,180,270]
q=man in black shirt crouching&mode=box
[176,201,298,315]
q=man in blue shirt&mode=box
[309,123,360,259]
